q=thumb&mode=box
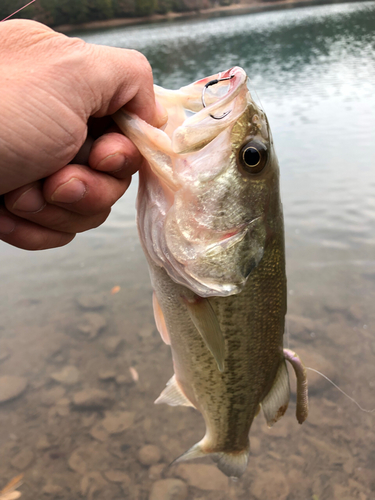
[82,44,166,128]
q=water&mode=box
[1,2,375,498]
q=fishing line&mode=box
[306,367,375,414]
[247,77,266,114]
[1,0,36,22]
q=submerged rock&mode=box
[11,447,34,470]
[175,464,227,491]
[50,366,80,386]
[104,470,131,485]
[0,376,28,403]
[149,479,188,500]
[76,312,107,340]
[76,294,107,311]
[42,483,65,497]
[251,469,289,500]
[101,411,135,434]
[103,336,124,355]
[138,445,162,466]
[73,389,114,410]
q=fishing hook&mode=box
[201,74,235,120]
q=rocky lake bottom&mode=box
[0,227,374,500]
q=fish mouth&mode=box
[170,67,248,155]
[189,66,248,120]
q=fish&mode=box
[113,66,308,478]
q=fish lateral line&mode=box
[306,367,375,414]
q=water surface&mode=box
[1,2,374,499]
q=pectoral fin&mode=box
[155,374,195,408]
[152,292,171,345]
[183,296,225,372]
[261,359,290,427]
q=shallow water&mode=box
[1,2,375,499]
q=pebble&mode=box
[73,388,114,410]
[115,373,133,385]
[36,435,52,451]
[50,366,80,386]
[138,445,162,466]
[55,398,71,417]
[251,469,289,500]
[76,294,106,311]
[68,448,89,474]
[98,370,116,381]
[11,447,34,470]
[149,479,188,500]
[149,463,166,480]
[76,312,107,340]
[101,411,135,434]
[89,423,108,442]
[41,387,66,406]
[175,464,227,491]
[0,376,28,403]
[104,470,131,486]
[103,336,124,355]
[42,484,64,497]
[80,471,107,497]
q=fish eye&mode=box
[240,140,268,174]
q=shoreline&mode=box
[56,0,365,33]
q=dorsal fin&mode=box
[182,296,225,372]
[154,375,195,408]
[261,360,290,427]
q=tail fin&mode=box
[172,439,250,478]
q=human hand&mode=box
[0,20,166,250]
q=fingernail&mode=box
[0,215,16,234]
[51,178,86,203]
[97,153,127,173]
[12,186,46,213]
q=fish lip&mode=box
[193,66,247,118]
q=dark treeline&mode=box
[1,0,242,26]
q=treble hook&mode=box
[201,74,235,120]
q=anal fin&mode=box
[183,295,225,372]
[155,374,195,408]
[261,359,290,427]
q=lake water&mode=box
[1,2,375,499]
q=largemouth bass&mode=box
[113,67,308,478]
